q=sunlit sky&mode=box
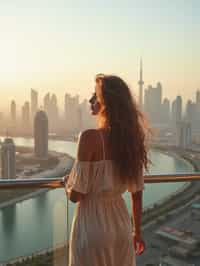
[0,0,200,112]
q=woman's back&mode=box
[67,129,137,266]
[66,74,146,265]
[67,129,131,199]
[67,129,144,198]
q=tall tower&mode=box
[138,59,144,108]
[1,137,16,179]
[34,110,48,159]
[10,100,16,124]
[31,89,38,118]
[171,95,182,130]
[44,93,51,115]
[22,101,30,125]
[196,90,200,104]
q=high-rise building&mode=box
[10,100,16,124]
[43,93,59,133]
[162,98,170,125]
[64,93,80,135]
[144,82,162,125]
[156,82,162,105]
[195,90,200,122]
[44,93,51,115]
[138,59,144,108]
[79,99,95,130]
[176,95,182,122]
[176,121,192,149]
[1,138,16,179]
[185,98,200,138]
[144,86,150,114]
[22,101,30,125]
[34,110,48,159]
[171,96,182,128]
[31,89,38,118]
[77,106,83,131]
[185,100,195,122]
[64,93,70,133]
[50,94,59,122]
[196,90,200,104]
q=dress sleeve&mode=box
[127,174,145,193]
[66,159,91,194]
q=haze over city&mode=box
[0,0,200,112]
[1,2,200,266]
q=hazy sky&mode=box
[0,0,200,112]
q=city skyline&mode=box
[0,1,199,109]
[1,76,200,117]
[0,54,200,117]
[1,2,200,265]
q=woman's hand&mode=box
[133,233,145,255]
[63,176,85,203]
[63,175,68,184]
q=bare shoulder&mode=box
[79,129,99,144]
[77,129,100,160]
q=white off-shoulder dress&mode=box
[66,131,144,266]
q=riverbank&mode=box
[151,143,199,171]
[0,188,50,209]
[2,144,198,266]
[142,144,200,225]
[0,242,68,266]
[0,151,74,209]
[0,133,78,143]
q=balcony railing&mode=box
[1,174,200,266]
[1,173,200,189]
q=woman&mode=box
[64,74,149,266]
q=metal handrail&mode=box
[0,173,200,189]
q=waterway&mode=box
[0,137,195,262]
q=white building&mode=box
[1,138,16,179]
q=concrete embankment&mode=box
[0,242,69,266]
[2,145,200,265]
[0,152,74,209]
[142,145,200,225]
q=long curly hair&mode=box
[95,74,150,183]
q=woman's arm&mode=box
[66,188,85,203]
[131,190,143,237]
[131,190,145,255]
[63,175,85,203]
[63,130,95,203]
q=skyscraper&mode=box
[1,138,16,179]
[64,93,80,134]
[185,100,195,123]
[44,93,51,115]
[79,99,95,130]
[34,110,48,159]
[43,93,59,133]
[195,90,200,123]
[77,106,83,131]
[143,83,162,124]
[22,101,30,125]
[162,98,170,125]
[176,96,182,122]
[176,121,192,149]
[171,95,182,128]
[138,59,144,107]
[31,89,38,118]
[10,100,16,124]
[196,90,200,104]
[50,94,59,122]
